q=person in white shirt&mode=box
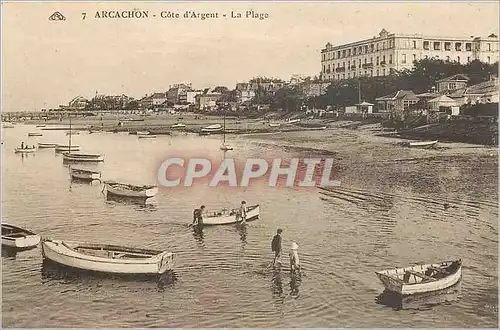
[289,241,301,276]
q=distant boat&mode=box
[136,131,150,136]
[407,140,438,148]
[55,145,80,152]
[288,119,300,124]
[14,147,36,153]
[36,125,46,128]
[2,224,41,249]
[63,152,104,162]
[202,205,260,226]
[38,143,57,148]
[201,124,222,133]
[138,134,157,139]
[103,181,158,198]
[27,132,43,137]
[41,239,174,275]
[171,123,186,128]
[375,259,462,295]
[70,168,101,181]
[269,123,281,127]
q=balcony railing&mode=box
[350,65,356,70]
[362,63,373,69]
[336,67,346,73]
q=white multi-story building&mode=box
[320,29,499,81]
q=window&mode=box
[353,72,356,78]
[376,70,379,76]
[383,55,386,63]
[364,45,369,53]
[382,69,386,76]
[359,59,361,66]
[376,56,379,65]
[413,54,416,61]
[455,42,462,51]
[370,44,374,52]
[412,40,416,49]
[327,64,331,72]
[376,43,379,51]
[465,43,471,51]
[323,66,326,73]
[389,54,393,64]
[488,43,491,51]
[446,56,450,62]
[444,42,451,51]
[348,49,351,56]
[457,56,460,63]
[322,54,325,61]
[364,58,367,64]
[488,56,491,63]
[423,41,430,50]
[343,62,345,67]
[433,42,441,50]
[382,42,386,49]
[359,46,362,54]
[448,83,456,90]
[353,48,357,56]
[467,56,471,62]
[342,50,346,58]
[364,70,367,76]
[402,54,407,63]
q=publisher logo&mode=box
[49,12,66,21]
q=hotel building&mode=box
[320,29,499,81]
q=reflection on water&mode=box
[235,222,247,244]
[105,193,158,210]
[1,246,38,259]
[376,281,462,311]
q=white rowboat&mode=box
[138,135,157,139]
[220,143,233,151]
[63,152,104,162]
[269,123,281,127]
[136,131,150,136]
[203,205,260,225]
[14,147,36,153]
[38,143,58,148]
[407,140,438,148]
[375,259,462,295]
[70,168,101,180]
[55,145,80,152]
[2,224,41,248]
[41,239,174,275]
[104,181,158,198]
[171,123,186,128]
[201,124,222,133]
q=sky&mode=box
[1,1,499,111]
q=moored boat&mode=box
[2,224,41,248]
[55,145,80,152]
[220,143,233,151]
[136,131,150,136]
[38,143,58,148]
[14,147,36,153]
[70,168,101,181]
[63,152,104,162]
[27,132,43,137]
[104,181,158,198]
[36,125,47,128]
[138,134,157,139]
[171,123,186,128]
[407,140,438,148]
[269,123,281,127]
[201,124,222,133]
[41,239,174,275]
[375,259,462,295]
[202,204,260,225]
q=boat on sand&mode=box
[375,259,462,295]
[406,140,438,148]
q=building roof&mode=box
[437,74,470,83]
[356,101,374,106]
[428,95,458,105]
[376,90,419,101]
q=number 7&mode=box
[82,12,86,20]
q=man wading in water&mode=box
[192,205,205,229]
[237,201,247,224]
[271,229,283,268]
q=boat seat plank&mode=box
[427,266,447,273]
[406,270,437,281]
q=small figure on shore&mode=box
[192,205,205,229]
[238,200,247,224]
[20,142,24,149]
[289,241,301,276]
[271,228,283,268]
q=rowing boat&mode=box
[38,143,58,148]
[2,224,41,248]
[201,124,222,133]
[104,181,158,198]
[41,239,174,275]
[138,134,157,139]
[63,152,104,162]
[136,131,150,136]
[407,140,438,148]
[55,145,80,152]
[14,147,36,153]
[27,132,43,137]
[70,168,101,181]
[202,205,260,225]
[375,259,462,295]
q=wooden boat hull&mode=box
[63,153,104,162]
[38,143,57,148]
[408,140,438,148]
[138,135,157,139]
[55,145,80,152]
[203,205,260,225]
[2,224,41,248]
[171,124,186,128]
[70,169,101,181]
[375,260,462,295]
[105,183,158,198]
[27,133,43,137]
[15,148,36,153]
[41,240,174,275]
[136,131,150,136]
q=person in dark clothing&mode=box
[271,228,283,268]
[192,205,206,228]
